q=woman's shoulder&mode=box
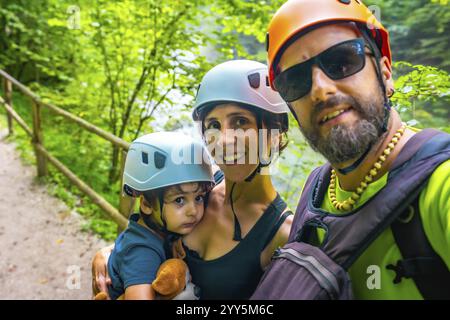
[260,208,294,268]
[277,210,293,244]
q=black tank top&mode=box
[184,181,292,300]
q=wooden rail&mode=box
[0,70,131,230]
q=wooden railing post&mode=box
[31,99,48,177]
[0,69,134,229]
[3,78,13,135]
[118,149,135,233]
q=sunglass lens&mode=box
[320,41,366,80]
[274,62,312,102]
[274,39,366,102]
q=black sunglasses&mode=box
[274,38,370,102]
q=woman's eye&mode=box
[234,117,249,127]
[206,121,220,130]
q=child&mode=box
[107,132,214,300]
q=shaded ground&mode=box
[0,129,108,299]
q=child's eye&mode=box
[195,195,205,203]
[174,197,185,205]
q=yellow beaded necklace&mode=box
[329,125,406,212]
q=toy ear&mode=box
[94,292,108,300]
[152,272,181,296]
[152,259,187,298]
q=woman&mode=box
[92,60,294,300]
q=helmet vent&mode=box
[154,151,166,169]
[248,72,260,89]
[338,0,351,4]
[266,75,270,87]
[142,152,149,164]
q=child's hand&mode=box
[91,244,114,299]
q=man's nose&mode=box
[310,66,338,104]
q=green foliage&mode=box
[367,0,450,133]
[369,0,450,71]
[0,90,120,240]
[392,62,450,131]
[1,0,449,239]
[81,218,117,241]
[276,123,325,209]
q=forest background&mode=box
[0,0,448,240]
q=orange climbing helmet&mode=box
[267,0,392,89]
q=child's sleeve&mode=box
[118,244,165,289]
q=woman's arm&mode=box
[124,284,156,300]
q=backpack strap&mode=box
[386,130,450,299]
[389,197,450,300]
[263,210,293,248]
[338,130,450,269]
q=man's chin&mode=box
[316,125,350,144]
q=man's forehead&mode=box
[278,23,361,71]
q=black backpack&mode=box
[251,129,450,300]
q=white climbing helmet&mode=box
[192,60,289,121]
[123,132,214,196]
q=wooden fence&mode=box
[0,69,133,230]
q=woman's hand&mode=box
[91,244,114,299]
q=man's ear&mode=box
[380,56,394,97]
[140,196,153,215]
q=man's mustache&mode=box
[311,95,360,125]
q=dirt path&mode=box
[0,129,109,299]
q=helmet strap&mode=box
[230,182,243,241]
[158,192,166,227]
[336,144,372,175]
[244,113,274,182]
[141,211,180,258]
[358,24,391,133]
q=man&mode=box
[265,0,450,299]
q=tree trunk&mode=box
[109,144,120,184]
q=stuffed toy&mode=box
[94,239,199,300]
[151,258,196,300]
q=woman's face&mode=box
[203,103,262,182]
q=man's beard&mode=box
[299,93,385,164]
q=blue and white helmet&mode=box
[192,60,289,121]
[123,132,214,196]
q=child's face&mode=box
[161,182,207,235]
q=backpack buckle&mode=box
[386,260,410,284]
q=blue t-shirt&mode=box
[108,214,166,299]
